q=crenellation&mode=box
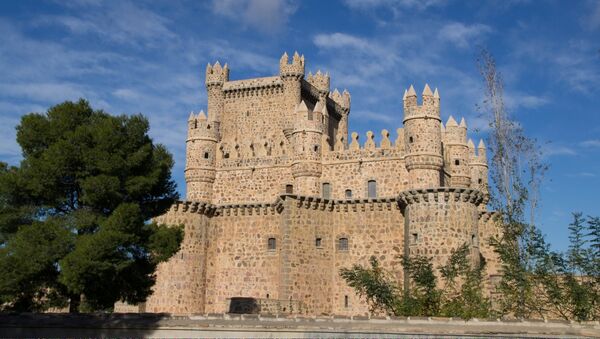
[144,53,501,316]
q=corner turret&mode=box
[291,100,323,195]
[403,84,443,188]
[185,110,218,201]
[280,52,305,133]
[205,61,229,132]
[444,116,471,187]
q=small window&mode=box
[345,189,352,199]
[411,233,418,245]
[409,136,414,143]
[315,237,322,247]
[472,234,477,245]
[478,178,483,184]
[286,184,294,194]
[267,237,276,250]
[344,295,349,308]
[367,180,377,199]
[455,159,460,166]
[207,124,211,130]
[224,153,230,159]
[204,152,209,159]
[338,237,349,251]
[266,294,270,299]
[322,183,331,199]
[314,145,319,152]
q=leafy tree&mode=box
[0,99,183,312]
[439,244,491,319]
[400,254,441,316]
[339,256,401,315]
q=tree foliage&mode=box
[340,243,490,319]
[0,99,183,312]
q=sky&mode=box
[0,0,599,251]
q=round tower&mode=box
[403,84,443,189]
[470,139,489,210]
[280,52,305,135]
[291,100,323,196]
[185,111,218,201]
[205,61,228,133]
[444,116,471,188]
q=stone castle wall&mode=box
[141,52,502,316]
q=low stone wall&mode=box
[0,313,598,338]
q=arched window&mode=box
[367,180,377,198]
[345,189,352,199]
[338,237,349,251]
[322,183,331,199]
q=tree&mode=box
[477,48,548,318]
[0,99,183,312]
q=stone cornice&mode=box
[398,187,485,207]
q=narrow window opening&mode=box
[180,252,184,259]
[345,189,352,199]
[314,145,319,152]
[204,152,209,159]
[266,294,270,299]
[478,178,483,184]
[411,233,418,244]
[472,234,477,245]
[224,153,230,159]
[267,237,276,250]
[338,237,349,251]
[315,237,322,247]
[207,124,211,130]
[344,295,349,308]
[322,183,331,199]
[368,180,377,199]
[286,184,294,194]
[455,159,460,166]
[409,136,414,143]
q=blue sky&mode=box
[0,0,599,250]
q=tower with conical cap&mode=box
[185,110,218,201]
[403,84,443,188]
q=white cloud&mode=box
[504,93,549,110]
[581,139,600,148]
[343,0,444,11]
[354,111,397,123]
[211,0,298,33]
[113,88,141,101]
[438,23,493,48]
[543,145,578,157]
[313,33,372,50]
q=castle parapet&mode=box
[205,61,229,87]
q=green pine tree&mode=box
[0,99,183,312]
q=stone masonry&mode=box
[133,52,502,316]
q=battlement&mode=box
[205,61,229,87]
[187,110,218,139]
[443,115,467,144]
[329,88,351,110]
[468,139,487,165]
[279,51,305,78]
[403,84,440,121]
[306,70,330,93]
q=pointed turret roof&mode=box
[313,101,324,113]
[296,100,308,112]
[407,85,417,97]
[434,88,440,99]
[423,84,433,96]
[188,111,195,121]
[467,139,475,149]
[446,115,458,127]
[197,110,207,120]
[478,139,486,149]
[403,89,407,100]
[459,117,467,128]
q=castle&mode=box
[134,52,501,316]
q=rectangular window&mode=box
[344,295,349,308]
[286,184,294,194]
[411,233,418,245]
[268,237,276,250]
[368,180,377,199]
[315,237,322,247]
[338,237,349,251]
[322,183,331,199]
[345,189,352,199]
